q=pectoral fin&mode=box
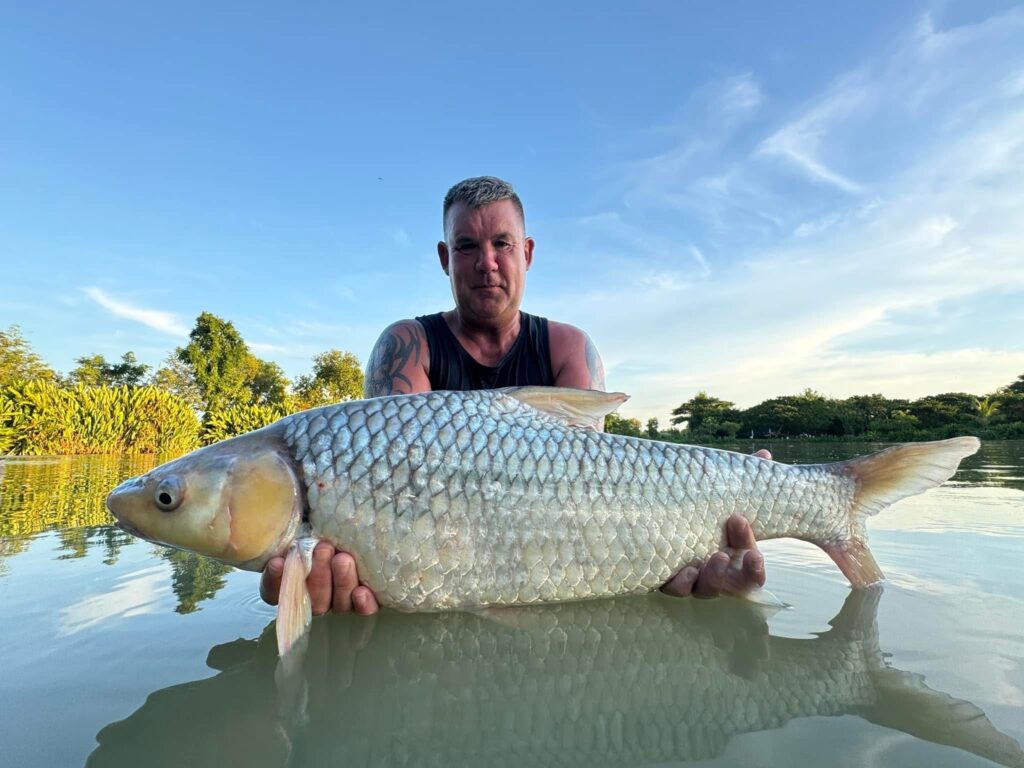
[276,538,317,657]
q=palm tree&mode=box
[977,396,999,425]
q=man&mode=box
[261,176,767,615]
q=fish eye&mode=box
[154,477,184,512]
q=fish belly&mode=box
[283,391,854,610]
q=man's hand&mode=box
[661,448,772,599]
[260,543,379,616]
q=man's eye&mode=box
[494,240,512,251]
[455,243,478,253]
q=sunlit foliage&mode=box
[70,352,151,388]
[178,312,252,412]
[292,349,364,409]
[200,402,287,445]
[0,325,55,387]
[0,381,200,456]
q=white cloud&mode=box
[84,287,189,336]
[756,76,869,194]
[59,565,170,636]
[689,245,711,276]
[544,10,1024,422]
[248,341,289,354]
[632,270,694,294]
[716,72,763,115]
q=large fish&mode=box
[105,387,980,655]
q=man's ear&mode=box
[437,241,450,275]
[524,236,535,270]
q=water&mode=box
[1,442,1022,767]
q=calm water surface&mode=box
[1,442,1022,767]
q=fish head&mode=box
[106,427,302,569]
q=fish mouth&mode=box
[114,519,142,537]
[113,519,159,545]
[106,475,153,540]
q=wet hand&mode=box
[662,515,767,598]
[260,542,379,616]
[662,449,771,599]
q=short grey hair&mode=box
[442,176,526,236]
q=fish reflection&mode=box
[88,589,1023,768]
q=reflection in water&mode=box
[0,454,234,612]
[162,549,234,614]
[0,455,156,534]
[88,589,1024,768]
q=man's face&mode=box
[438,200,534,327]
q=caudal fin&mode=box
[824,437,980,587]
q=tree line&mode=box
[4,318,1022,454]
[0,315,364,455]
[606,378,1024,443]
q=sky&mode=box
[2,1,1023,422]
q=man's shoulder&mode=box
[544,319,604,390]
[546,319,590,351]
[375,318,428,341]
[365,319,431,396]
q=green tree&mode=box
[150,353,204,411]
[70,354,109,386]
[670,392,737,431]
[992,391,1024,424]
[738,389,845,437]
[839,394,903,436]
[293,349,364,409]
[872,409,921,440]
[107,352,150,387]
[246,356,290,407]
[908,393,978,431]
[645,418,660,440]
[0,325,55,386]
[605,413,642,437]
[976,396,999,426]
[178,313,251,411]
[72,351,150,387]
[1001,373,1024,395]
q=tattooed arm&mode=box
[364,320,431,397]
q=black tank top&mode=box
[415,312,555,391]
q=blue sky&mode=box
[2,1,1023,421]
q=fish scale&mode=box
[283,389,853,610]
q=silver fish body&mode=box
[277,389,970,610]
[105,387,980,655]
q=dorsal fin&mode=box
[500,386,628,430]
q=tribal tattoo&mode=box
[367,324,422,396]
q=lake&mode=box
[1,441,1022,767]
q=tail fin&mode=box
[824,437,980,587]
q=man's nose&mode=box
[475,243,499,271]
